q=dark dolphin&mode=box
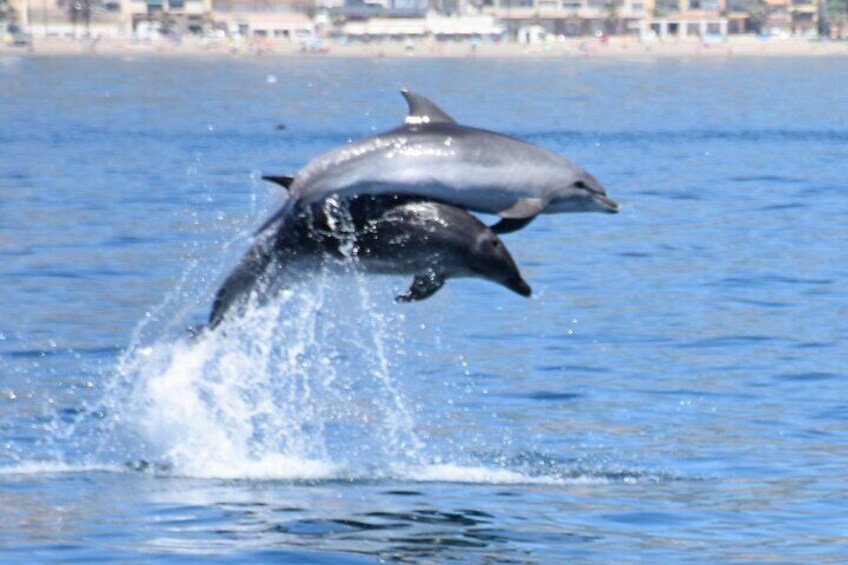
[285,90,618,234]
[208,195,531,328]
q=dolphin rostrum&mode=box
[284,90,618,234]
[209,195,531,328]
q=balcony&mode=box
[687,0,721,12]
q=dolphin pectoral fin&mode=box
[499,197,546,220]
[490,216,536,235]
[395,273,446,303]
[262,175,295,190]
[400,90,456,126]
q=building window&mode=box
[169,0,185,8]
[656,0,680,13]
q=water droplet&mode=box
[266,74,277,84]
[207,124,215,132]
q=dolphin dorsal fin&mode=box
[262,175,295,190]
[400,89,456,126]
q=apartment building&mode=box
[639,0,730,39]
[478,0,651,37]
[122,0,210,34]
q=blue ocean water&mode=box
[1,55,847,562]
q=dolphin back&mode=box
[288,123,581,217]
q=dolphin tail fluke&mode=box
[395,272,446,303]
[208,241,278,329]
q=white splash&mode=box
[106,271,427,480]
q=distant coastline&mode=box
[3,35,847,60]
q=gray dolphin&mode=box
[209,195,531,328]
[286,90,618,234]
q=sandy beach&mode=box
[3,34,848,59]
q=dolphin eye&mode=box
[575,179,601,194]
[492,239,501,248]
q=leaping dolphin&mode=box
[284,90,618,234]
[209,195,531,328]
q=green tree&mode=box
[825,0,848,36]
[744,0,774,33]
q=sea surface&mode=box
[1,54,847,563]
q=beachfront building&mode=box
[336,0,428,19]
[638,0,730,40]
[784,0,820,36]
[477,0,651,38]
[342,11,502,39]
[209,0,315,40]
[725,0,821,36]
[119,0,316,39]
[123,0,211,36]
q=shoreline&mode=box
[3,35,848,60]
